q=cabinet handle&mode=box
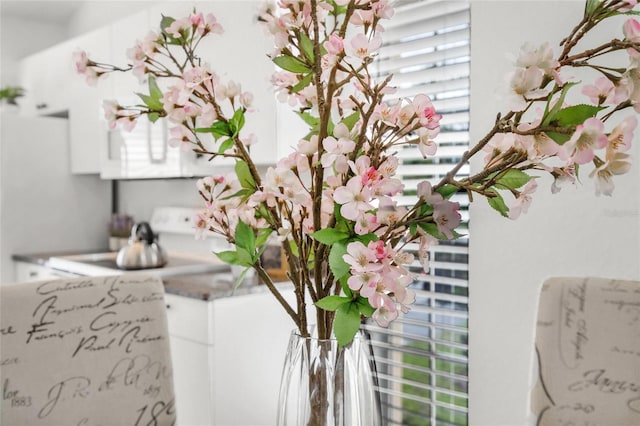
[166,304,171,310]
[36,103,48,110]
[29,271,38,277]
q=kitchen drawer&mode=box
[164,293,213,344]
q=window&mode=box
[365,1,470,424]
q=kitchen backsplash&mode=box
[117,178,202,222]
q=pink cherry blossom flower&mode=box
[433,200,461,239]
[376,197,407,226]
[416,127,438,158]
[73,50,103,86]
[516,42,557,75]
[378,156,399,178]
[619,0,638,12]
[297,135,319,157]
[625,18,640,44]
[372,102,400,126]
[371,294,399,327]
[372,0,395,19]
[509,179,538,220]
[561,117,608,164]
[166,17,191,39]
[102,100,119,129]
[508,67,546,111]
[582,77,615,104]
[347,271,380,294]
[417,233,438,272]
[320,136,356,169]
[323,34,344,57]
[199,104,217,127]
[550,164,577,194]
[168,124,194,151]
[516,122,561,158]
[194,12,223,36]
[343,241,382,273]
[333,177,374,221]
[589,152,632,196]
[412,94,441,130]
[354,212,377,235]
[581,77,628,105]
[417,181,444,206]
[347,34,382,60]
[607,115,637,154]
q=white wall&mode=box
[469,2,640,425]
[0,14,67,87]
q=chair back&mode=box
[0,275,176,426]
[530,277,640,425]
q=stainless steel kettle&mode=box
[116,222,167,270]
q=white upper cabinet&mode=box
[20,39,75,116]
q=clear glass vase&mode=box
[276,329,382,426]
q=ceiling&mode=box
[0,1,83,25]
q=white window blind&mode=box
[365,1,470,425]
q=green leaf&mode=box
[435,184,459,200]
[236,246,254,266]
[234,221,256,255]
[334,302,361,348]
[496,169,532,190]
[356,296,375,317]
[487,190,509,218]
[316,295,350,311]
[148,76,163,101]
[296,111,320,127]
[218,138,234,154]
[148,112,160,123]
[299,33,315,62]
[232,267,251,290]
[329,242,350,280]
[215,250,240,265]
[235,160,256,190]
[137,93,164,111]
[351,233,378,246]
[194,121,231,139]
[554,104,605,127]
[542,82,577,127]
[418,222,443,239]
[418,203,434,217]
[311,228,350,245]
[273,55,311,73]
[340,111,360,131]
[229,108,245,137]
[546,131,571,145]
[255,229,272,248]
[291,73,313,93]
[160,15,175,32]
[584,0,599,17]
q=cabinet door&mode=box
[164,293,214,425]
[68,28,111,174]
[19,40,75,117]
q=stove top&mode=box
[48,251,229,277]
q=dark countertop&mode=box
[12,251,287,301]
[13,249,109,266]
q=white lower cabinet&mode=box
[13,261,78,283]
[164,286,294,426]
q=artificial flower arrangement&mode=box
[75,0,639,347]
